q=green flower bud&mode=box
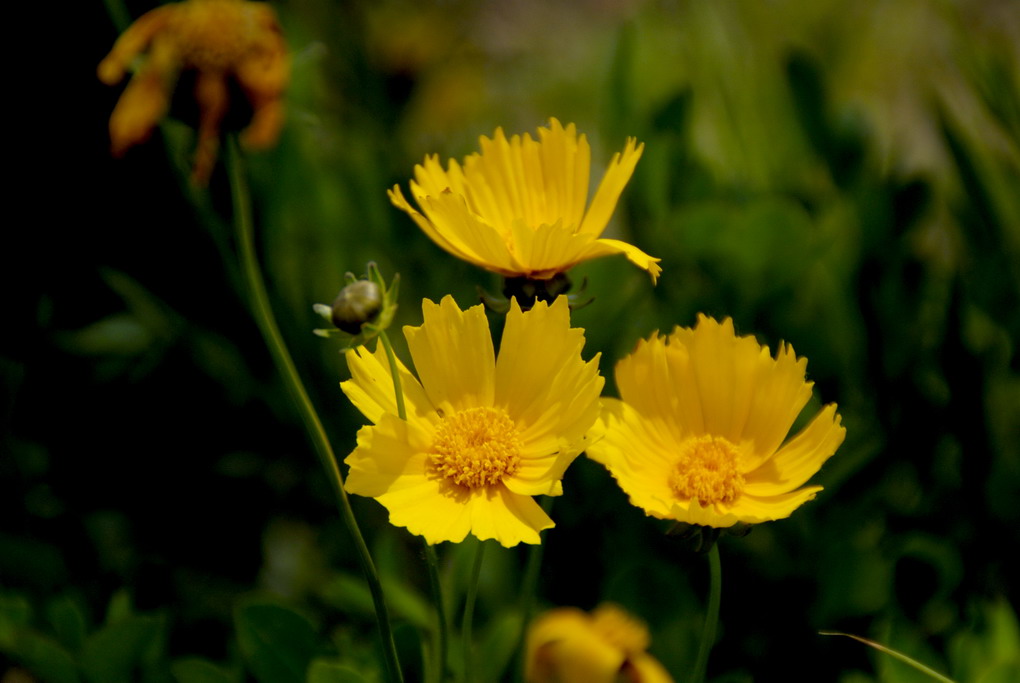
[331,280,383,333]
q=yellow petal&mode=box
[466,485,553,547]
[584,238,663,283]
[536,119,591,232]
[615,334,690,433]
[586,399,679,519]
[626,653,677,683]
[387,183,478,263]
[577,137,643,236]
[495,297,603,450]
[744,404,845,495]
[404,296,495,415]
[343,415,433,499]
[665,498,742,528]
[341,341,434,425]
[526,608,626,683]
[725,486,823,523]
[665,316,813,468]
[391,184,525,276]
[97,6,175,85]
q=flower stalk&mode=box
[226,139,403,683]
[462,540,487,683]
[379,329,449,683]
[691,544,722,683]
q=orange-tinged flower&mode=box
[341,295,603,547]
[98,0,289,183]
[526,604,675,683]
[389,118,662,282]
[587,315,845,528]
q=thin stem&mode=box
[423,544,449,683]
[691,543,722,683]
[514,496,554,679]
[378,331,448,683]
[226,140,403,683]
[462,541,487,683]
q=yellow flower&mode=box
[98,0,289,184]
[388,118,662,282]
[526,604,675,683]
[587,316,845,528]
[341,295,603,547]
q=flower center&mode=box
[669,435,745,506]
[429,407,521,489]
[171,0,257,71]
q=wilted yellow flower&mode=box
[389,118,662,282]
[526,604,675,683]
[342,295,603,547]
[587,316,845,528]
[98,0,289,183]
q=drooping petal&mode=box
[581,238,663,282]
[744,404,845,495]
[107,65,173,157]
[341,342,434,425]
[97,6,175,85]
[577,137,643,236]
[404,297,495,415]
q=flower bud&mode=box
[331,280,383,333]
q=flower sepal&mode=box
[314,262,400,350]
[479,273,594,313]
[667,521,754,554]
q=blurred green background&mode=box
[4,0,1019,681]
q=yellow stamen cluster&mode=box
[669,435,745,506]
[429,407,522,489]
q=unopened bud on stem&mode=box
[331,280,382,333]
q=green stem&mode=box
[691,543,722,683]
[514,496,554,679]
[423,544,449,683]
[226,140,403,683]
[377,331,448,683]
[462,541,486,683]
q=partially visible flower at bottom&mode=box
[341,295,603,547]
[98,0,289,183]
[526,604,675,683]
[587,315,846,528]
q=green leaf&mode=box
[235,602,320,683]
[47,595,88,653]
[171,657,235,683]
[477,610,522,683]
[306,659,368,683]
[0,619,80,683]
[80,614,165,683]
